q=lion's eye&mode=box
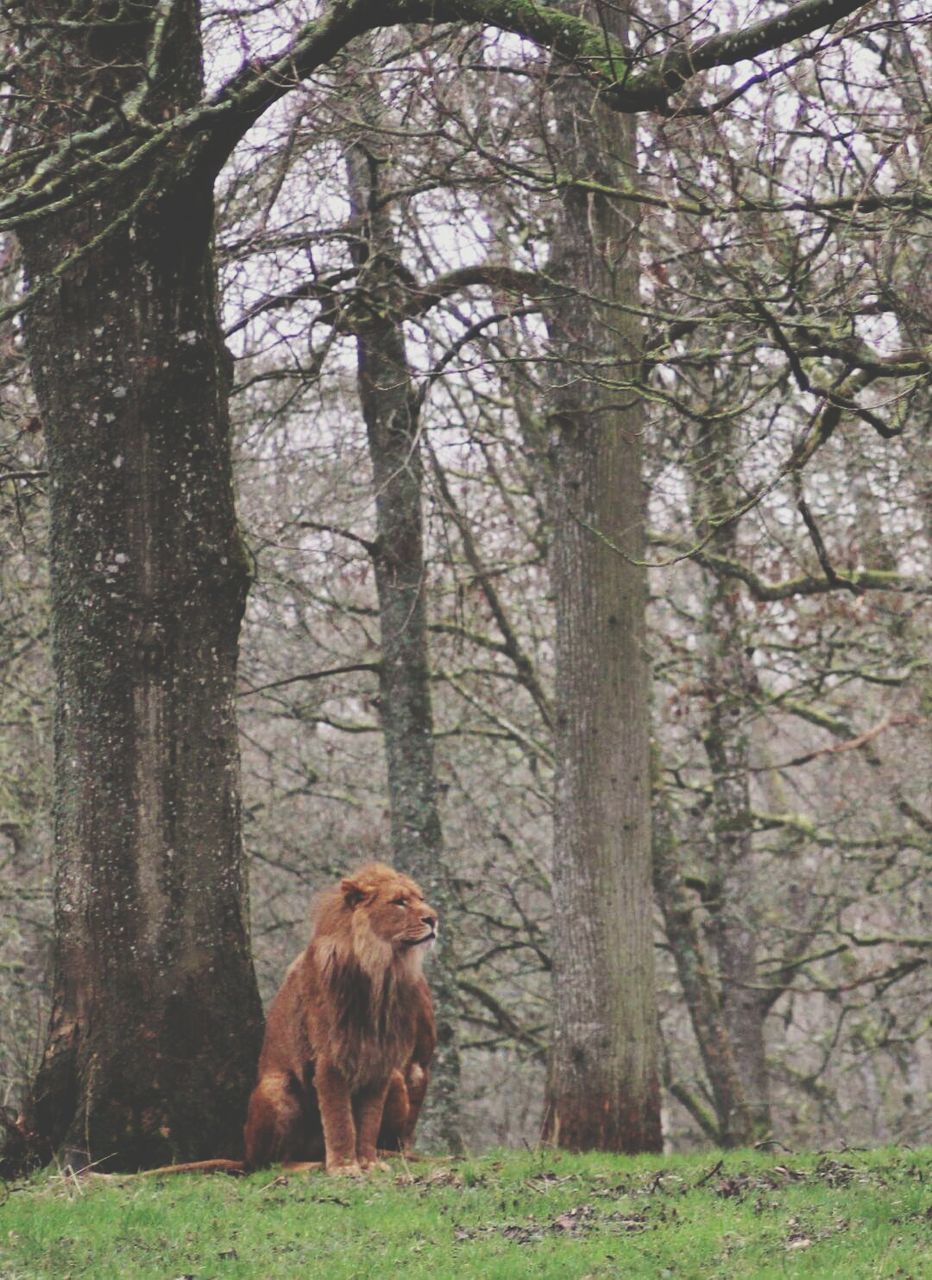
[393,897,408,907]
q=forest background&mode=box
[0,0,929,1166]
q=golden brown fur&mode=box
[243,863,437,1174]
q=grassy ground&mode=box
[0,1146,928,1279]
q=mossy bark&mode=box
[15,0,263,1171]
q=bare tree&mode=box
[1,0,913,1167]
[540,0,660,1152]
[8,0,268,1168]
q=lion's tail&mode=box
[140,1158,246,1177]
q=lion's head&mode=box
[312,862,438,980]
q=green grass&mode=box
[1,1146,929,1279]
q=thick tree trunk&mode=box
[16,0,263,1171]
[343,86,462,1152]
[540,2,661,1153]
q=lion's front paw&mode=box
[359,1157,390,1173]
[325,1159,363,1177]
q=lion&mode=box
[242,862,437,1175]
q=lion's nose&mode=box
[422,912,438,930]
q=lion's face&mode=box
[341,864,438,962]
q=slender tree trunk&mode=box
[694,422,771,1143]
[652,757,753,1146]
[540,1,661,1153]
[16,0,263,1171]
[342,78,462,1152]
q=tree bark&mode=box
[540,1,661,1153]
[694,421,772,1144]
[652,757,754,1146]
[343,74,462,1152]
[15,0,263,1170]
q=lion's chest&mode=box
[320,963,418,1090]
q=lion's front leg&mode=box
[314,1060,361,1175]
[353,1080,391,1169]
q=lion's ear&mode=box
[341,877,366,907]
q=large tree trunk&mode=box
[16,0,263,1171]
[343,75,462,1152]
[540,1,661,1153]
